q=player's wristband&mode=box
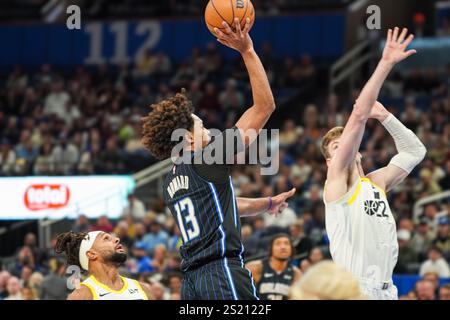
[267,197,273,211]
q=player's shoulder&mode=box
[365,170,387,193]
[67,284,93,300]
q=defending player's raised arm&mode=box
[366,102,426,192]
[214,18,275,147]
[329,28,416,176]
[236,188,295,217]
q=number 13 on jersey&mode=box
[175,197,200,243]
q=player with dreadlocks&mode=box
[55,231,153,300]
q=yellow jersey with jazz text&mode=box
[324,177,398,283]
[80,275,148,300]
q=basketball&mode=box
[205,0,255,36]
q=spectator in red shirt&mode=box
[90,215,113,233]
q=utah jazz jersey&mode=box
[257,259,295,300]
[163,128,245,272]
[324,177,398,284]
[80,275,148,300]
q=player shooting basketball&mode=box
[141,17,295,300]
[55,231,153,300]
[321,27,426,300]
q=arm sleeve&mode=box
[381,114,427,174]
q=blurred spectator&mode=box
[0,271,11,299]
[418,168,442,196]
[122,194,146,221]
[0,139,16,175]
[150,245,168,273]
[29,272,44,298]
[419,247,450,278]
[290,220,313,257]
[133,223,147,243]
[39,259,70,300]
[167,273,182,296]
[439,160,450,190]
[415,279,436,300]
[308,247,325,265]
[410,217,434,261]
[395,229,418,274]
[141,219,169,252]
[99,137,125,173]
[43,80,70,120]
[17,233,46,269]
[91,215,113,233]
[128,242,156,273]
[433,216,450,260]
[134,49,158,77]
[219,78,244,118]
[423,271,441,299]
[51,133,79,175]
[165,253,181,273]
[440,283,450,300]
[20,265,33,287]
[72,215,91,233]
[242,217,266,256]
[113,220,134,250]
[264,206,297,229]
[33,142,55,174]
[150,282,167,300]
[4,277,23,300]
[21,286,37,300]
[299,258,311,273]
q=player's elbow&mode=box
[417,142,427,162]
[260,100,276,114]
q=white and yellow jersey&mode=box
[324,177,398,284]
[81,275,148,300]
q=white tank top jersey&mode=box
[324,177,399,284]
[80,275,148,300]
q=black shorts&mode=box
[181,258,259,300]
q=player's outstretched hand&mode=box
[382,27,416,65]
[267,188,296,217]
[214,17,253,54]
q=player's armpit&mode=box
[66,285,93,300]
[245,260,263,284]
[367,164,409,193]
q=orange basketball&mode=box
[205,0,255,37]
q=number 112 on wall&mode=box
[84,21,162,65]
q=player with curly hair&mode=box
[141,18,295,300]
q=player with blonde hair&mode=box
[289,261,365,300]
[321,27,426,300]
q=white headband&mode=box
[79,231,102,271]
